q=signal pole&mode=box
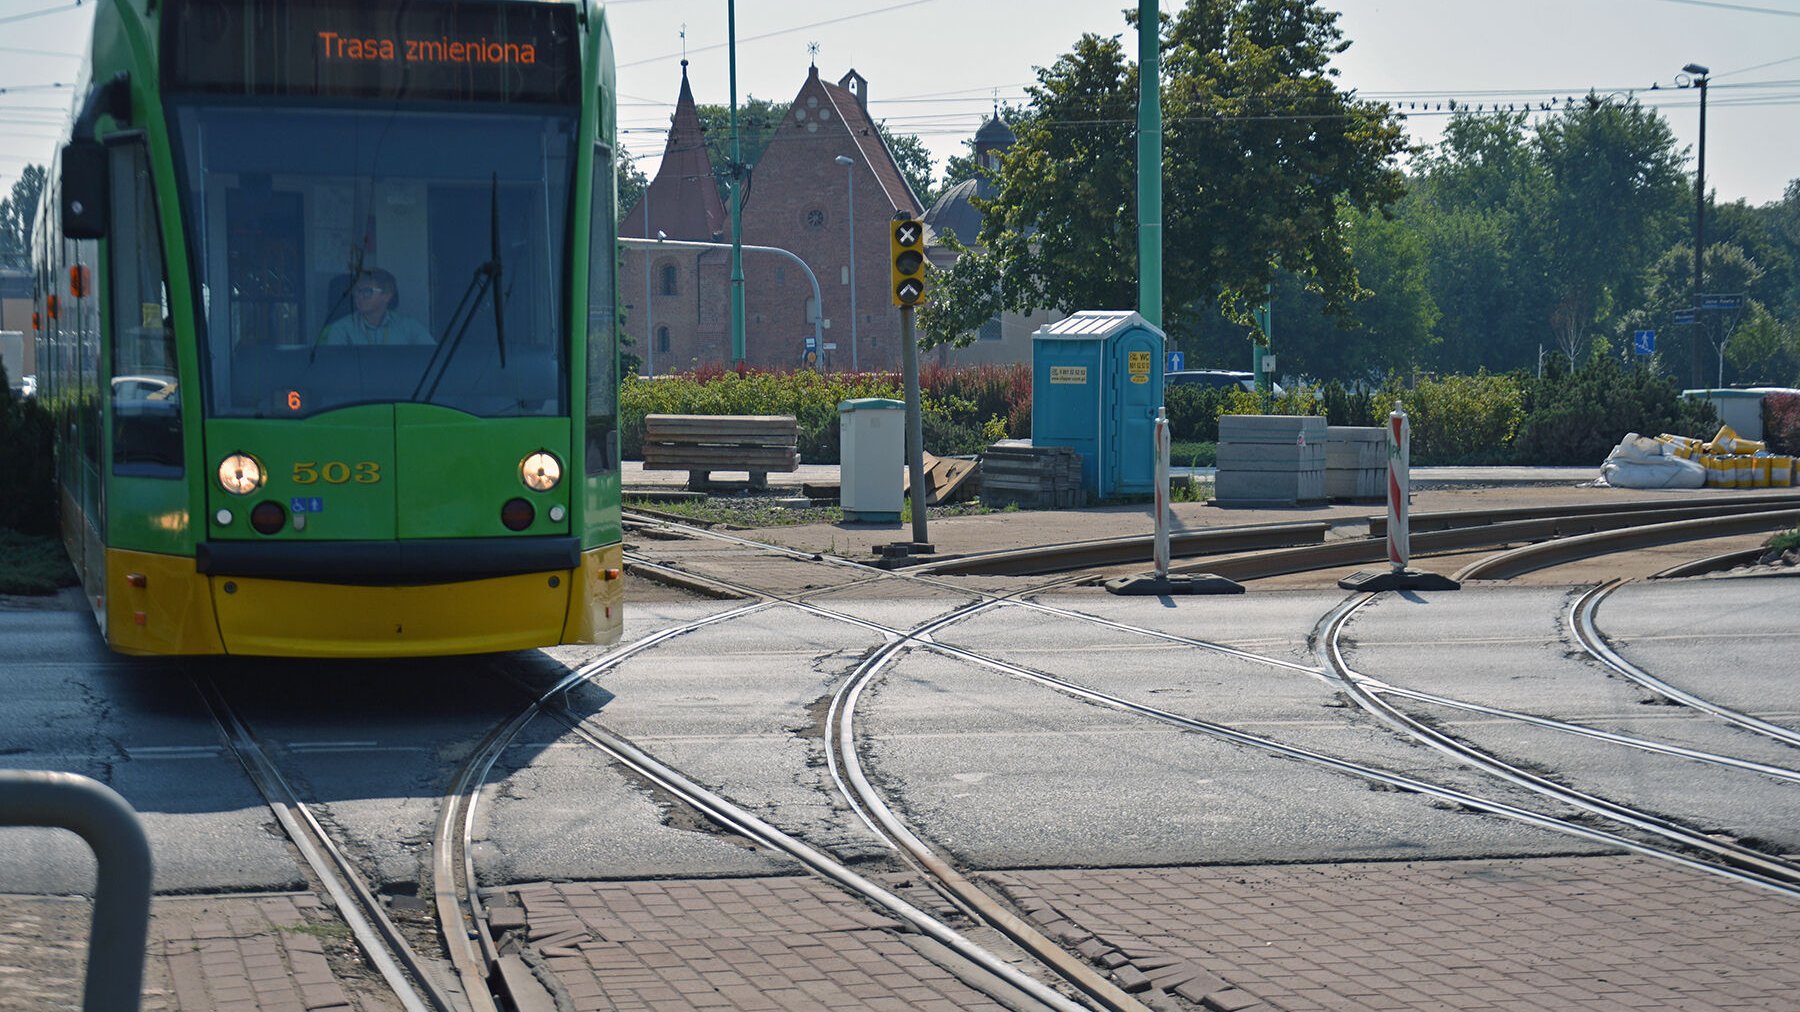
[891,214,929,552]
[728,0,746,365]
[1137,0,1162,329]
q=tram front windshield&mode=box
[173,105,574,419]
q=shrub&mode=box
[618,366,1031,463]
[1164,385,1231,442]
[1321,381,1377,427]
[1510,354,1718,465]
[0,363,57,536]
[1764,392,1800,456]
[1375,371,1523,465]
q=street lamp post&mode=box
[835,155,858,372]
[1683,62,1709,388]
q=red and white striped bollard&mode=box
[1387,403,1410,573]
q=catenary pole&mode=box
[1137,0,1161,329]
[728,0,746,365]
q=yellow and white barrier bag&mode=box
[1708,424,1767,456]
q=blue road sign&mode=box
[1700,293,1745,311]
[1673,309,1698,325]
[1633,330,1656,355]
[1166,351,1185,372]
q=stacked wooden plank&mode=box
[642,414,799,490]
[979,442,1087,509]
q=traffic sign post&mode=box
[1166,350,1184,373]
[1700,293,1745,311]
[890,217,926,307]
[1633,330,1656,356]
[881,213,932,561]
[1672,309,1697,325]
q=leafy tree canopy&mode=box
[919,0,1408,348]
[0,165,47,266]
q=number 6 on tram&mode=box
[32,0,625,656]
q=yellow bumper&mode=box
[105,544,623,657]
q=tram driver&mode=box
[321,268,434,346]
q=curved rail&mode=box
[1317,596,1800,892]
[1454,508,1800,581]
[1570,582,1800,750]
[195,677,452,1012]
[1649,547,1767,579]
[627,524,1800,905]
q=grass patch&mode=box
[1768,527,1800,555]
[0,530,76,595]
[280,921,352,941]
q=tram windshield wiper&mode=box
[413,174,506,402]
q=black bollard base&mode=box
[1105,572,1245,596]
[1337,568,1462,592]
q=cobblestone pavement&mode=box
[485,876,1015,1011]
[990,855,1800,1011]
[2,892,388,1012]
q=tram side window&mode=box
[110,142,183,478]
[584,142,618,476]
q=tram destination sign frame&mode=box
[163,0,581,105]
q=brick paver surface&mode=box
[2,892,370,1011]
[488,876,1012,1011]
[991,855,1800,1011]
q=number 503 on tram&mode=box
[32,0,625,656]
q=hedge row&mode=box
[622,353,1718,468]
[619,363,1030,463]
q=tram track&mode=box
[1571,581,1800,750]
[193,676,460,1012]
[559,501,1800,1008]
[1316,596,1800,890]
[601,528,1800,1012]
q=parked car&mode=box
[14,374,34,398]
[1166,369,1284,397]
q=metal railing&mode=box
[0,770,152,1011]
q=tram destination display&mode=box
[164,0,579,104]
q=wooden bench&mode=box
[642,414,800,490]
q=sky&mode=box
[2,0,1797,207]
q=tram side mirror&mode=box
[61,140,110,240]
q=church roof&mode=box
[974,115,1016,148]
[922,177,983,247]
[815,68,921,215]
[620,61,727,242]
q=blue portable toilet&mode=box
[1030,310,1167,498]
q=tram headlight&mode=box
[217,453,264,495]
[519,450,562,492]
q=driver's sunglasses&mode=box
[353,285,390,296]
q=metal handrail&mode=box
[0,770,152,1011]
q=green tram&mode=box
[31,0,624,656]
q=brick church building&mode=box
[620,63,927,373]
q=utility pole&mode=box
[728,0,746,365]
[1683,62,1709,388]
[1136,0,1162,329]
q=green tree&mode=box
[919,0,1407,348]
[1626,242,1776,385]
[1534,95,1688,366]
[877,123,934,206]
[1271,206,1439,380]
[616,148,648,224]
[0,164,47,266]
[695,97,787,206]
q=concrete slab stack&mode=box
[1214,415,1327,506]
[1326,426,1387,501]
[980,443,1088,509]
